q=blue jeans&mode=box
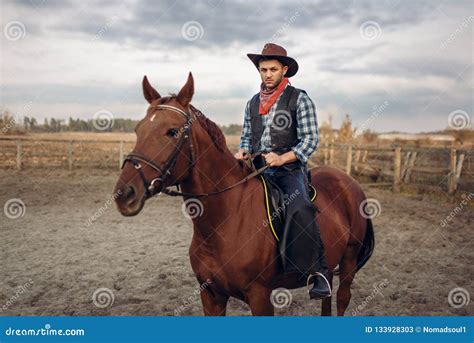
[263,163,328,276]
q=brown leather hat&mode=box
[247,43,299,77]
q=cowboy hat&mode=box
[247,43,299,77]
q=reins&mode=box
[122,104,268,198]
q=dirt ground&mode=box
[1,169,472,316]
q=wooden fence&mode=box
[309,143,472,197]
[0,137,472,198]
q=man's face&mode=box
[258,59,288,90]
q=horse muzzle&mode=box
[114,183,146,216]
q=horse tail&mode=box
[355,218,375,272]
[333,218,375,276]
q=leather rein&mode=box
[122,104,268,198]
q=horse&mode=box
[114,73,374,316]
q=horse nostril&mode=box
[126,185,136,198]
[119,185,136,206]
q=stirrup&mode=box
[307,272,332,297]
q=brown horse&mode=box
[114,73,374,316]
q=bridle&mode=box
[122,104,195,198]
[122,103,268,199]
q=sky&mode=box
[1,0,472,133]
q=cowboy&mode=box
[234,43,331,300]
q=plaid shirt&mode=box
[238,88,319,164]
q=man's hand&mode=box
[263,151,298,167]
[263,152,285,167]
[234,148,249,160]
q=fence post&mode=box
[354,149,361,172]
[404,152,417,183]
[454,153,465,193]
[448,149,457,196]
[401,151,411,180]
[346,145,352,175]
[362,150,368,163]
[119,140,124,171]
[68,141,73,171]
[323,142,328,165]
[16,140,22,170]
[329,141,334,165]
[393,147,401,193]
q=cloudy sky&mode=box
[1,0,472,132]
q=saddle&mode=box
[243,154,317,242]
[260,174,317,242]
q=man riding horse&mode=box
[234,43,331,300]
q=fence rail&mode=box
[1,137,472,199]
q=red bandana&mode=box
[259,77,290,115]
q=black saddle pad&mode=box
[259,175,317,242]
[260,175,285,242]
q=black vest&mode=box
[249,85,302,154]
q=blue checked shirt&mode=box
[238,88,319,164]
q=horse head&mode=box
[114,73,196,216]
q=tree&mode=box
[338,114,355,143]
[24,116,30,130]
[319,120,333,142]
[30,117,37,131]
[448,129,474,145]
[50,118,57,132]
[362,129,378,143]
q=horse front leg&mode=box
[246,284,274,316]
[200,289,229,316]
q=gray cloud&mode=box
[1,0,472,132]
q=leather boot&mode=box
[308,272,332,300]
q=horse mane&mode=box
[161,96,229,154]
[190,105,227,152]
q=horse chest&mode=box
[189,247,250,295]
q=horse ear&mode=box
[142,76,161,104]
[176,72,194,107]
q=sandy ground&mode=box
[0,169,472,316]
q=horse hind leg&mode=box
[320,273,333,316]
[336,245,359,316]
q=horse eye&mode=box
[166,128,179,137]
